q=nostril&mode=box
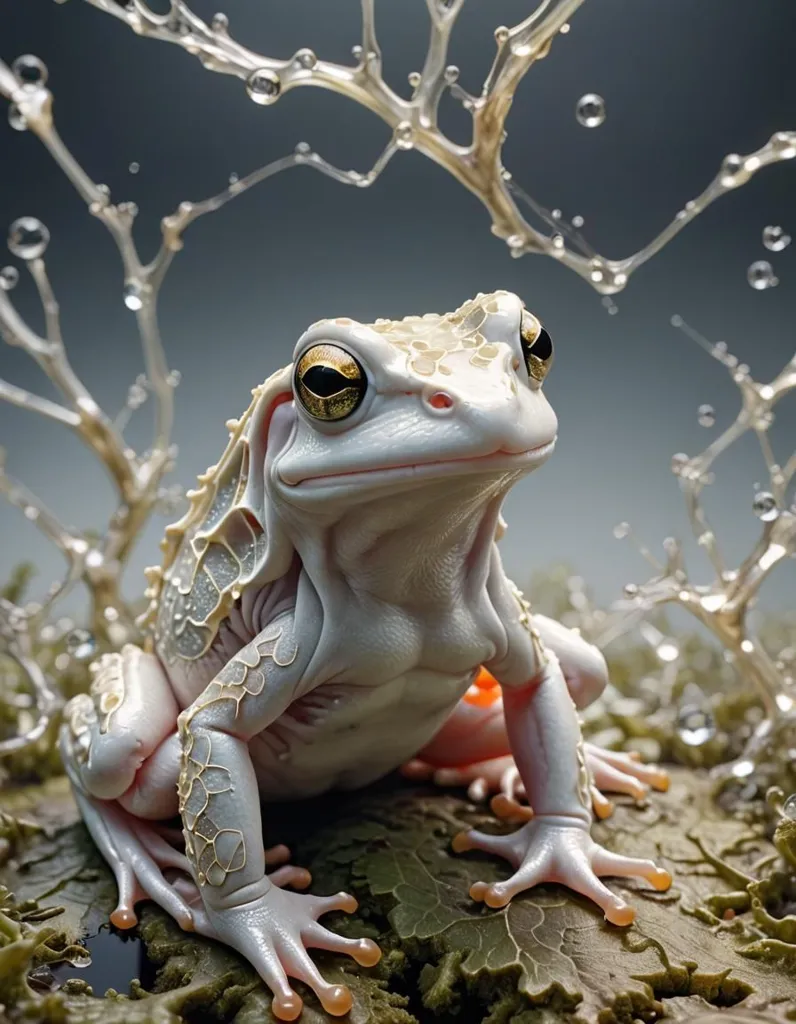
[428,392,454,410]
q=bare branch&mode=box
[71,1,795,296]
[0,601,63,757]
[0,379,80,428]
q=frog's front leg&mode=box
[177,613,380,1021]
[453,650,672,926]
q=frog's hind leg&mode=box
[59,644,199,929]
[61,645,312,934]
[403,671,669,819]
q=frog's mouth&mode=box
[281,438,556,489]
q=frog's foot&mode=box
[195,882,381,1021]
[404,744,669,821]
[453,816,672,925]
[584,743,670,808]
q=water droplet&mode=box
[351,44,363,61]
[623,582,639,598]
[731,759,754,779]
[560,22,571,33]
[394,121,414,150]
[65,628,96,661]
[294,141,312,157]
[697,404,715,427]
[752,490,778,522]
[747,259,778,290]
[167,369,181,387]
[783,793,796,820]
[551,208,562,220]
[0,266,19,291]
[575,93,605,128]
[123,281,144,311]
[670,452,689,475]
[8,217,50,260]
[211,11,228,31]
[494,25,510,44]
[613,521,630,539]
[444,65,459,84]
[128,161,140,174]
[676,704,716,746]
[720,153,743,185]
[228,171,239,184]
[8,103,27,131]
[246,68,281,105]
[407,71,421,88]
[601,296,618,315]
[571,214,584,228]
[12,54,48,88]
[295,48,317,69]
[762,224,790,252]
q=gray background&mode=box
[0,0,794,618]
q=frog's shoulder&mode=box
[139,365,293,662]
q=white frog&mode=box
[60,291,671,1021]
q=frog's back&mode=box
[140,367,294,670]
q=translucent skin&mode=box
[59,291,670,1020]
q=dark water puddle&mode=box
[31,926,152,996]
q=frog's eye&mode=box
[294,343,367,421]
[520,311,554,385]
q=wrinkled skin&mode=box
[60,291,669,1020]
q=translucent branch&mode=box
[612,318,796,769]
[76,0,795,295]
[0,601,62,757]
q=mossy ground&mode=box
[1,567,795,1022]
[1,766,795,1024]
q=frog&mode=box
[59,291,671,1022]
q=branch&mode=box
[0,600,63,757]
[74,0,796,295]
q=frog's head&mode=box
[266,291,557,504]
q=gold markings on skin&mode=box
[575,738,592,811]
[508,580,548,668]
[63,692,97,766]
[89,649,128,734]
[371,292,507,377]
[178,625,298,888]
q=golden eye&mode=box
[294,343,367,421]
[520,311,554,384]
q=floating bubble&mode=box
[0,266,19,291]
[762,224,790,252]
[8,217,50,260]
[747,260,778,290]
[128,161,140,174]
[246,68,281,105]
[676,704,716,747]
[571,214,584,228]
[752,490,778,522]
[12,54,48,88]
[697,403,715,427]
[65,628,96,661]
[575,93,605,128]
[123,282,144,311]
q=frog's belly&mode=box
[249,669,474,801]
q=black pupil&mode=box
[302,364,352,397]
[528,327,552,361]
